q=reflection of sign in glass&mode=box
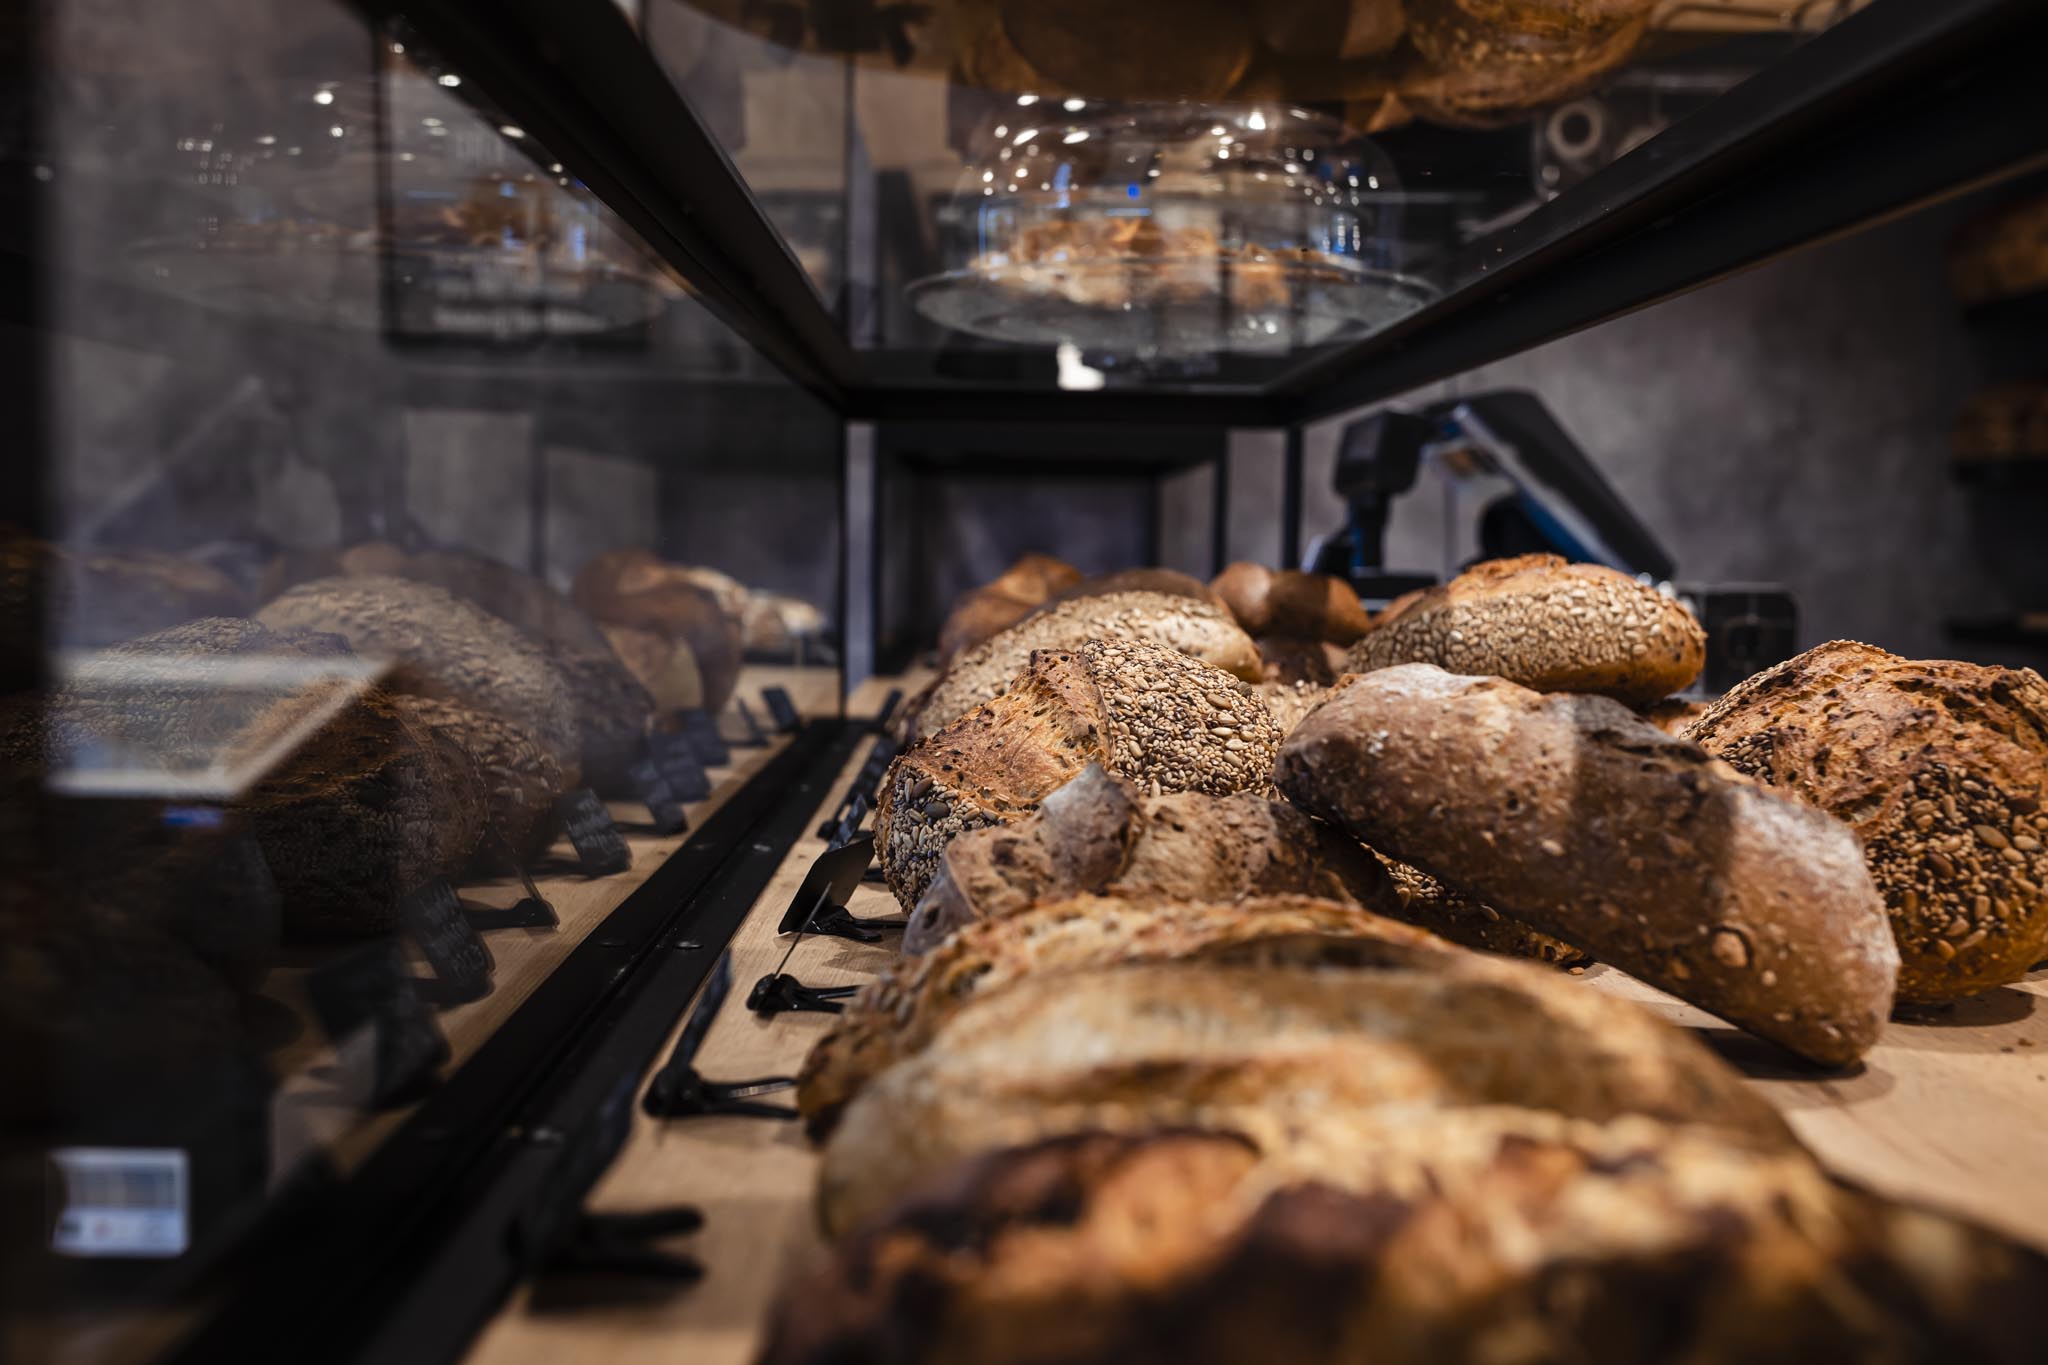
[49,1148,191,1259]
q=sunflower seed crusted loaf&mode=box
[817,953,1791,1234]
[903,765,1398,953]
[1686,641,2048,1003]
[770,1113,2048,1365]
[801,893,1446,1138]
[1277,666,1898,1065]
[878,639,1284,912]
[905,589,1261,741]
[1255,678,1330,735]
[1376,855,1588,967]
[1346,553,1705,706]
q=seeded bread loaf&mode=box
[1255,679,1329,736]
[904,765,1397,953]
[1212,562,1373,644]
[878,639,1284,912]
[818,953,1791,1233]
[1347,553,1705,706]
[387,695,563,864]
[257,576,584,781]
[937,553,1083,665]
[802,893,1447,1137]
[1376,855,1588,967]
[771,1115,2048,1365]
[1277,666,1898,1065]
[907,590,1261,742]
[1686,641,2048,1004]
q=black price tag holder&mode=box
[676,709,729,768]
[398,880,496,1006]
[305,941,450,1110]
[648,732,711,802]
[463,834,561,932]
[871,687,905,730]
[627,759,688,836]
[732,698,769,749]
[643,952,799,1120]
[761,686,801,734]
[556,789,632,877]
[817,736,897,838]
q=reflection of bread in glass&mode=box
[998,0,1254,100]
[1257,0,1408,61]
[1401,10,1650,128]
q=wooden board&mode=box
[467,671,2048,1365]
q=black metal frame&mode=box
[381,0,2048,429]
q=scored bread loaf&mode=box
[1277,666,1898,1066]
[1347,553,1705,705]
[904,764,1397,953]
[802,893,1448,1138]
[908,589,1261,741]
[877,639,1283,912]
[817,952,1791,1234]
[936,553,1083,665]
[387,695,563,864]
[1376,855,1588,967]
[770,1114,2048,1365]
[1211,561,1373,644]
[1686,641,2048,1004]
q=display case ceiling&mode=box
[386,0,2048,422]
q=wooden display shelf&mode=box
[465,673,2048,1365]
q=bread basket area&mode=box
[11,0,2048,1362]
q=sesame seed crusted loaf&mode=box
[769,1114,2048,1365]
[902,764,1398,954]
[817,954,1792,1234]
[1686,641,2048,1004]
[1376,854,1588,967]
[1346,553,1705,706]
[904,589,1261,742]
[1276,666,1899,1066]
[800,893,1442,1138]
[1255,678,1330,735]
[877,639,1284,913]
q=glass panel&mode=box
[5,1,841,1358]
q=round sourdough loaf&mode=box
[1211,562,1373,644]
[1346,553,1704,705]
[817,953,1792,1234]
[1687,641,2048,1004]
[1275,665,1898,1066]
[800,893,1447,1138]
[877,639,1284,912]
[903,765,1397,953]
[770,1115,2048,1365]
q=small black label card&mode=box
[398,880,495,1005]
[778,833,878,934]
[649,731,712,802]
[733,697,769,747]
[306,941,450,1110]
[556,788,632,877]
[762,686,801,733]
[676,709,730,768]
[628,758,687,835]
[873,687,905,729]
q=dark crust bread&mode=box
[1276,666,1899,1066]
[878,640,1283,912]
[1255,635,1344,687]
[1686,641,2048,1004]
[1213,563,1374,645]
[768,1119,2048,1365]
[902,765,1401,954]
[569,549,744,714]
[388,695,563,863]
[1346,554,1706,705]
[1377,854,1588,967]
[937,555,1083,665]
[798,892,1447,1139]
[1641,696,1708,736]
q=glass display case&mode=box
[7,1,2048,1363]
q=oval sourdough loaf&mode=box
[769,1115,2048,1365]
[1276,665,1898,1066]
[1211,561,1373,644]
[908,589,1261,741]
[1686,640,2048,1004]
[904,764,1398,952]
[877,639,1284,912]
[387,695,563,864]
[257,576,584,781]
[818,953,1790,1233]
[570,549,744,714]
[1346,553,1705,705]
[801,893,1445,1136]
[936,553,1083,665]
[1376,855,1588,967]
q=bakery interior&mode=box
[5,1,2048,1363]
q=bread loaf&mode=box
[1277,666,1898,1065]
[742,593,827,657]
[1347,554,1704,705]
[805,894,1446,1137]
[257,576,584,781]
[1641,695,1708,735]
[772,1115,2048,1365]
[878,639,1284,911]
[1254,635,1344,687]
[1255,679,1330,736]
[1402,3,1651,129]
[1377,855,1588,966]
[908,590,1261,742]
[1686,641,2048,1004]
[904,766,1398,952]
[818,952,1792,1233]
[937,553,1082,665]
[1212,562,1373,644]
[387,695,563,864]
[571,549,744,714]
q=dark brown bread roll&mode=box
[1347,553,1705,705]
[571,549,744,714]
[1212,562,1374,645]
[1276,666,1899,1066]
[1254,636,1345,687]
[878,639,1284,912]
[801,893,1448,1138]
[904,764,1399,953]
[769,1117,2048,1365]
[1686,641,2048,1004]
